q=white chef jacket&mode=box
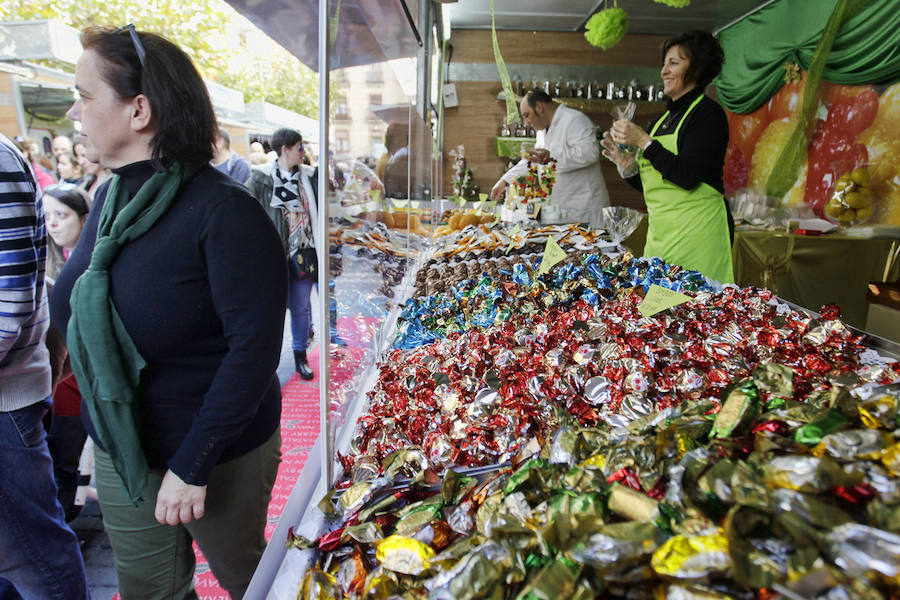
[501,103,609,228]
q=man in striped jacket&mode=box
[0,133,89,599]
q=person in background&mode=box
[603,30,734,283]
[379,121,408,196]
[74,139,110,202]
[51,135,73,161]
[13,136,56,190]
[249,141,269,166]
[0,133,89,600]
[51,26,286,598]
[246,128,318,380]
[211,127,251,183]
[490,89,609,227]
[57,150,83,184]
[42,183,92,522]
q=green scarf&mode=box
[67,162,195,505]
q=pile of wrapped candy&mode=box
[395,252,711,350]
[414,245,609,298]
[432,222,601,262]
[287,239,900,598]
[335,223,416,298]
[358,284,897,476]
[296,373,900,599]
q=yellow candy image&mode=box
[834,177,853,193]
[845,190,870,209]
[824,200,844,220]
[838,208,857,223]
[850,166,870,186]
[856,205,875,221]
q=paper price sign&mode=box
[371,189,382,203]
[391,197,409,208]
[455,195,466,208]
[538,236,566,275]
[476,193,488,213]
[638,284,692,317]
[505,224,522,255]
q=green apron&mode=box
[637,94,734,283]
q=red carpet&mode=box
[112,316,378,598]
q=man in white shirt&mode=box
[490,89,609,227]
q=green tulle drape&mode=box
[716,0,900,114]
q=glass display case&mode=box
[221,1,442,597]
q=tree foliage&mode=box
[0,0,321,117]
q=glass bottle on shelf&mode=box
[574,80,586,98]
[512,76,524,97]
[552,79,563,98]
[515,121,528,137]
[500,120,512,137]
[591,81,602,100]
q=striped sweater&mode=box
[0,133,50,411]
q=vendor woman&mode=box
[602,30,734,283]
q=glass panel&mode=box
[325,4,433,487]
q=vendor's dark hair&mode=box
[80,27,216,170]
[44,183,91,217]
[662,30,725,90]
[271,128,302,156]
[524,89,554,109]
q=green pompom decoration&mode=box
[584,8,629,50]
[654,0,690,7]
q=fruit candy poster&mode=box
[724,76,900,226]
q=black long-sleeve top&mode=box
[50,161,288,486]
[626,87,729,195]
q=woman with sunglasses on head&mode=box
[50,26,287,599]
[602,30,734,284]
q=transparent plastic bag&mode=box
[602,206,645,245]
[823,160,877,227]
[611,101,637,155]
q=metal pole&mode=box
[318,0,333,492]
[713,0,780,35]
[416,0,431,120]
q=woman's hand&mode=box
[155,469,207,525]
[610,119,651,149]
[601,131,637,178]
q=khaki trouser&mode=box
[94,429,281,600]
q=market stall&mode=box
[219,1,900,598]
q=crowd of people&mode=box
[1,22,735,599]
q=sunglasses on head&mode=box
[114,24,146,68]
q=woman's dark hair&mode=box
[44,183,91,217]
[271,128,302,157]
[80,27,217,170]
[524,89,553,109]
[662,30,725,91]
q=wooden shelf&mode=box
[498,92,666,115]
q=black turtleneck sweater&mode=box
[50,161,288,486]
[626,87,729,195]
